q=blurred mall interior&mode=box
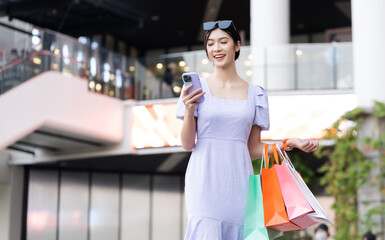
[0,0,384,239]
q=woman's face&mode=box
[314,229,328,240]
[206,28,240,68]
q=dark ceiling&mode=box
[36,151,192,174]
[0,0,351,51]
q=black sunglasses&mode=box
[203,20,236,31]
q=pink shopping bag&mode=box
[272,144,317,228]
[276,145,333,225]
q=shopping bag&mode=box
[276,146,333,225]
[261,145,301,232]
[243,174,283,240]
[272,144,317,228]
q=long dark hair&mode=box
[203,21,241,60]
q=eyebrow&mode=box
[207,37,229,41]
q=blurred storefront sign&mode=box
[132,94,357,149]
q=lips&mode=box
[214,54,225,60]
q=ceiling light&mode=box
[33,57,41,65]
[179,61,186,67]
[173,86,182,94]
[89,81,95,90]
[244,60,251,67]
[95,83,102,92]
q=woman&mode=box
[176,20,319,240]
[314,224,330,240]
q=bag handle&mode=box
[261,144,269,171]
[263,144,280,169]
[264,144,276,168]
[283,139,289,150]
[272,144,280,165]
[276,143,296,169]
[264,144,269,166]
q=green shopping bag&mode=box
[243,174,283,240]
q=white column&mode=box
[353,2,385,239]
[251,0,290,46]
[352,0,385,108]
[250,0,291,88]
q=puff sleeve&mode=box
[176,85,198,120]
[253,85,270,130]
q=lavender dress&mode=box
[176,78,270,240]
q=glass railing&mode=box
[0,35,34,93]
[142,42,353,100]
[0,29,138,99]
[0,28,353,100]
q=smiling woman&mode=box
[176,20,319,240]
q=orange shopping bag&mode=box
[272,144,317,229]
[261,144,301,232]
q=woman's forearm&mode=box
[180,111,198,151]
[250,138,317,160]
[249,141,287,160]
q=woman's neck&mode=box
[211,63,240,86]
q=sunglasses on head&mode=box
[203,20,236,31]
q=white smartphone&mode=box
[182,72,205,102]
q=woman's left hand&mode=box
[288,138,319,152]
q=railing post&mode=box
[294,46,299,90]
[0,73,3,94]
[332,44,338,89]
[263,47,268,89]
[0,52,5,94]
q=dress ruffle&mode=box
[253,85,270,130]
[184,216,243,240]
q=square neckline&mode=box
[202,77,251,101]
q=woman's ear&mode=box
[235,40,241,52]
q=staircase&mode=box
[0,71,124,153]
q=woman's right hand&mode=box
[287,138,319,153]
[180,85,206,150]
[182,84,205,115]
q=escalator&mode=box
[0,30,126,155]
